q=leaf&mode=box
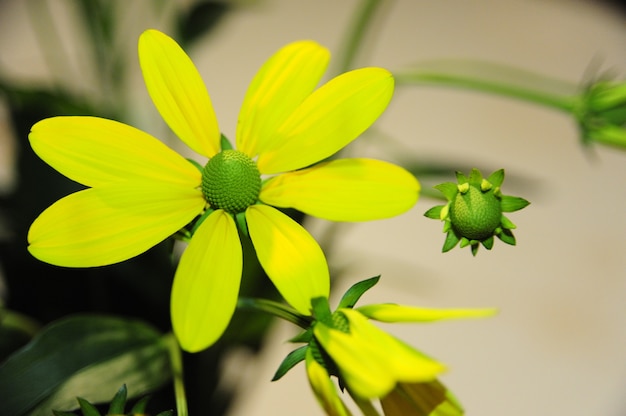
[176,0,230,47]
[129,395,151,414]
[442,231,460,252]
[487,169,505,187]
[424,205,443,220]
[0,315,171,416]
[336,275,380,309]
[500,195,530,212]
[433,182,458,201]
[107,384,127,415]
[271,345,308,381]
[77,398,100,416]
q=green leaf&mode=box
[129,395,150,415]
[468,168,483,186]
[455,171,468,184]
[336,276,380,309]
[434,182,458,200]
[271,346,308,381]
[442,231,460,252]
[487,169,505,187]
[288,328,313,344]
[500,215,517,230]
[424,205,443,219]
[311,297,333,326]
[77,398,101,416]
[497,229,517,245]
[0,310,39,362]
[155,411,174,416]
[107,384,127,415]
[481,236,494,250]
[500,195,530,212]
[0,315,171,416]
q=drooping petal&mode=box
[314,309,446,399]
[28,184,205,267]
[171,210,242,352]
[236,40,330,157]
[256,67,394,174]
[139,29,220,157]
[260,158,419,221]
[29,116,202,188]
[246,204,329,315]
[305,348,353,416]
[357,304,497,323]
[380,381,464,416]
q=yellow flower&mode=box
[27,30,419,352]
[300,286,495,415]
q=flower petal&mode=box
[314,309,446,399]
[260,158,419,221]
[246,205,329,315]
[357,304,497,323]
[256,67,394,174]
[139,29,220,157]
[28,184,205,267]
[380,381,464,416]
[305,348,353,416]
[29,116,201,188]
[236,41,330,157]
[171,210,242,352]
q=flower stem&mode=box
[334,0,388,74]
[163,333,188,416]
[237,298,312,329]
[395,60,580,113]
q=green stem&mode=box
[334,0,388,74]
[237,298,312,329]
[25,0,73,92]
[164,334,188,416]
[395,60,580,113]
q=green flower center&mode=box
[201,150,261,214]
[449,185,502,240]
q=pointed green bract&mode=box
[107,384,127,414]
[424,205,443,220]
[272,345,308,381]
[500,195,530,212]
[337,275,380,309]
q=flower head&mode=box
[576,79,626,149]
[273,276,496,415]
[424,168,529,256]
[27,30,419,352]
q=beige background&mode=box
[1,1,625,415]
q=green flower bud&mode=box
[424,168,530,256]
[576,80,626,149]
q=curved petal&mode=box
[305,348,353,416]
[260,158,419,221]
[28,184,205,267]
[256,68,394,174]
[171,210,242,352]
[139,29,220,157]
[246,204,329,315]
[314,309,445,399]
[29,116,202,188]
[356,304,497,323]
[380,381,464,416]
[236,41,330,157]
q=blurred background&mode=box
[0,0,625,415]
